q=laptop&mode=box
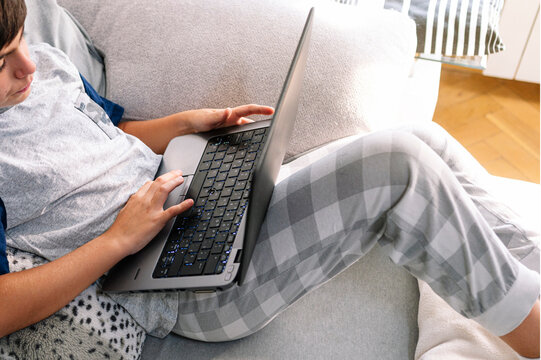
[102,8,314,293]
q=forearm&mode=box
[0,231,126,337]
[118,112,194,154]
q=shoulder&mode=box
[29,43,80,81]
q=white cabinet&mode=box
[483,0,540,83]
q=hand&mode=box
[185,104,274,134]
[106,170,194,256]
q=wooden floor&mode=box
[433,65,540,184]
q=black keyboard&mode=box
[153,127,268,278]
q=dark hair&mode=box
[0,0,26,50]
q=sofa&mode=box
[1,0,537,359]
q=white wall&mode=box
[483,0,540,83]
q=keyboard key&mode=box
[221,187,233,197]
[214,151,226,161]
[154,267,169,278]
[229,168,240,177]
[235,150,247,159]
[204,201,216,211]
[231,190,243,201]
[216,172,227,182]
[207,169,219,178]
[180,261,205,276]
[168,251,186,276]
[201,211,212,221]
[204,255,220,274]
[248,144,260,152]
[203,178,214,188]
[223,210,236,221]
[213,181,225,191]
[209,218,221,228]
[219,221,232,232]
[217,198,229,208]
[223,154,235,163]
[208,190,221,201]
[216,263,225,274]
[202,153,214,162]
[219,162,232,173]
[201,238,214,250]
[238,171,250,181]
[227,201,240,211]
[245,152,256,162]
[199,162,211,171]
[205,229,218,239]
[195,198,207,207]
[188,242,201,253]
[214,207,226,217]
[214,232,228,243]
[211,243,224,254]
[241,162,253,171]
[193,232,206,242]
[234,181,247,191]
[217,144,229,152]
[184,253,196,264]
[196,222,209,232]
[241,131,253,141]
[197,250,210,261]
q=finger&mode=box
[232,104,274,118]
[236,117,255,126]
[151,173,186,205]
[164,198,194,219]
[146,170,183,199]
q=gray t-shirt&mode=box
[0,43,179,337]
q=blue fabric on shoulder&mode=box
[0,198,9,275]
[80,74,125,126]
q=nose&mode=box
[13,48,36,79]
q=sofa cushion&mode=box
[141,245,420,360]
[58,0,418,159]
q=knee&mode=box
[338,130,430,185]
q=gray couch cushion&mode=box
[58,0,417,159]
[141,246,419,360]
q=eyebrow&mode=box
[0,30,24,59]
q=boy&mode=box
[0,0,539,358]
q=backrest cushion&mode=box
[58,0,418,159]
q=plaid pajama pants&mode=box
[172,123,540,341]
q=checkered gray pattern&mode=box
[172,124,539,341]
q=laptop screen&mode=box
[238,8,314,285]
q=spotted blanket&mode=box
[0,247,146,360]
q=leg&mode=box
[398,123,540,358]
[401,122,539,271]
[172,129,539,354]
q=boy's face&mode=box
[0,28,36,108]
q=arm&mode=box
[118,104,274,154]
[0,170,193,337]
